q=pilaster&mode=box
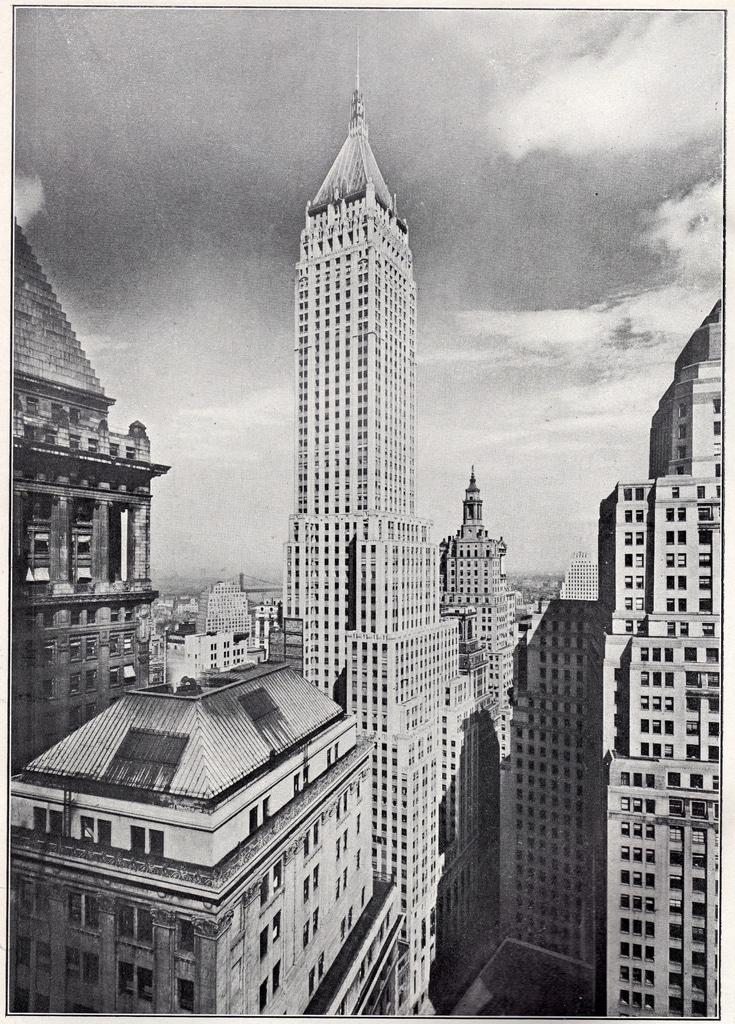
[96,893,117,1012]
[92,499,110,581]
[152,906,177,1013]
[50,496,70,582]
[47,887,68,1011]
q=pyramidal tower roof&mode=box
[14,222,106,397]
[312,71,393,211]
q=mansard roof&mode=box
[14,222,106,397]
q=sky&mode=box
[14,8,723,582]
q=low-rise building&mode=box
[183,631,264,680]
[10,662,402,1014]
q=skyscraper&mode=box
[560,551,599,601]
[195,576,249,634]
[12,224,169,770]
[599,301,721,1018]
[284,73,459,1011]
[498,596,608,1014]
[440,470,515,753]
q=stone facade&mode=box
[599,301,721,1018]
[10,665,402,1014]
[12,223,169,769]
[440,470,515,755]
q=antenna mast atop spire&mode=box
[356,28,360,91]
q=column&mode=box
[194,912,233,1013]
[92,499,110,583]
[96,893,117,1012]
[126,506,135,583]
[47,888,68,1012]
[151,907,176,1013]
[127,504,150,583]
[50,495,70,582]
[12,489,28,584]
[109,505,122,582]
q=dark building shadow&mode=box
[429,705,502,1014]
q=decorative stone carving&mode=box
[151,906,177,927]
[8,743,369,889]
[94,892,117,915]
[194,910,234,939]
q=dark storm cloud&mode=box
[15,8,723,575]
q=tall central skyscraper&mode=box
[285,74,459,1011]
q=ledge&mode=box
[12,739,373,895]
[305,874,397,1014]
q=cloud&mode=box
[492,13,722,158]
[15,175,45,226]
[422,276,719,385]
[168,387,292,460]
[640,179,723,288]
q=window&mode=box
[131,826,146,852]
[273,911,281,941]
[137,966,153,1002]
[66,946,80,979]
[178,978,194,1012]
[118,961,134,995]
[178,918,195,952]
[259,979,268,1012]
[272,961,281,993]
[149,830,164,857]
[83,951,99,984]
[117,904,152,943]
[260,926,268,959]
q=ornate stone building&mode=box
[12,223,169,769]
[10,663,401,1014]
[440,469,516,739]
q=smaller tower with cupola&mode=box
[440,469,515,730]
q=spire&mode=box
[356,28,360,92]
[313,59,392,211]
[463,469,483,527]
[349,40,367,139]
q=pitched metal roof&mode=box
[313,132,392,211]
[24,664,344,801]
[312,86,392,211]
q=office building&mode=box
[11,223,169,770]
[599,301,721,1018]
[440,470,515,758]
[440,470,516,719]
[250,598,281,655]
[284,73,459,1010]
[10,662,402,1014]
[183,631,264,680]
[196,576,249,634]
[432,609,500,1001]
[497,597,607,1014]
[560,551,598,601]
